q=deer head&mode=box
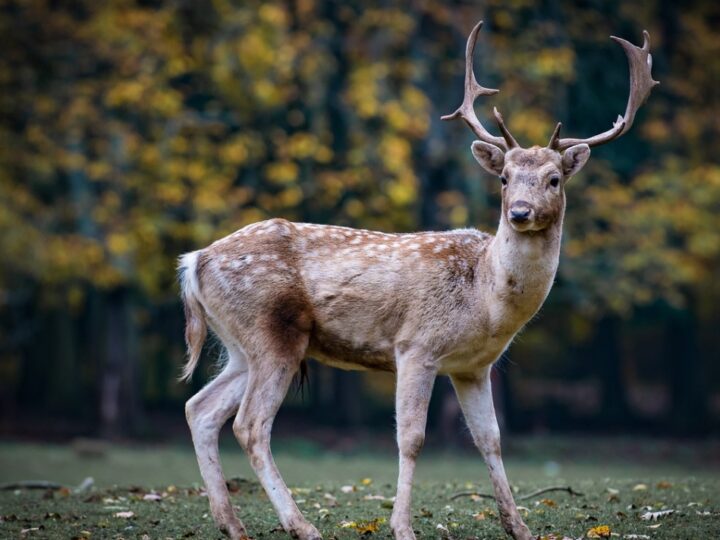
[442,21,659,233]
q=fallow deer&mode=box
[180,20,657,540]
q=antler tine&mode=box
[493,107,518,149]
[441,21,510,150]
[547,122,562,149]
[553,30,659,151]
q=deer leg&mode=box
[451,369,532,540]
[390,351,437,540]
[186,360,249,539]
[233,361,321,540]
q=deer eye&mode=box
[549,176,560,187]
[500,175,507,186]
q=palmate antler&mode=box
[548,30,660,151]
[442,20,659,152]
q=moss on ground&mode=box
[1,441,718,539]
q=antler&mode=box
[549,30,659,151]
[441,21,518,150]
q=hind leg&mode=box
[186,355,249,539]
[233,359,321,540]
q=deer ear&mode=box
[561,144,591,177]
[471,141,505,175]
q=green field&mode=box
[1,438,718,539]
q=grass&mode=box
[1,437,719,539]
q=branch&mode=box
[0,481,64,490]
[450,485,584,502]
[0,477,94,494]
[516,485,584,500]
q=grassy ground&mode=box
[1,438,718,539]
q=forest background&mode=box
[0,0,718,443]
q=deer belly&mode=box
[306,322,396,372]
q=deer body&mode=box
[181,20,656,540]
[184,211,558,378]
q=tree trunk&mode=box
[100,287,141,438]
[596,315,631,429]
[667,305,707,435]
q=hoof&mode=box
[289,521,322,540]
[391,524,417,540]
[511,524,533,540]
[219,520,250,540]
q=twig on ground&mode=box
[0,481,64,490]
[0,477,94,494]
[450,485,584,501]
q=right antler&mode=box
[548,30,659,151]
[441,21,518,150]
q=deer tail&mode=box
[178,250,207,382]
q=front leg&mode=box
[451,369,533,540]
[391,348,438,540]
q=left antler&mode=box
[548,30,659,151]
[441,21,518,150]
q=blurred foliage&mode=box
[0,0,718,434]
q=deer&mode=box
[179,20,657,540]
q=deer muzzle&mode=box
[508,201,533,225]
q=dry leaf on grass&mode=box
[587,525,611,538]
[340,517,385,534]
[113,511,134,519]
[640,509,674,520]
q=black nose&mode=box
[510,207,531,222]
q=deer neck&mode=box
[486,212,564,311]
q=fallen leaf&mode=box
[143,492,163,501]
[587,525,611,538]
[640,509,674,521]
[632,484,647,492]
[623,535,650,539]
[340,517,385,534]
[656,481,672,489]
[340,485,355,494]
[361,478,372,486]
[113,511,135,519]
[539,498,557,507]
